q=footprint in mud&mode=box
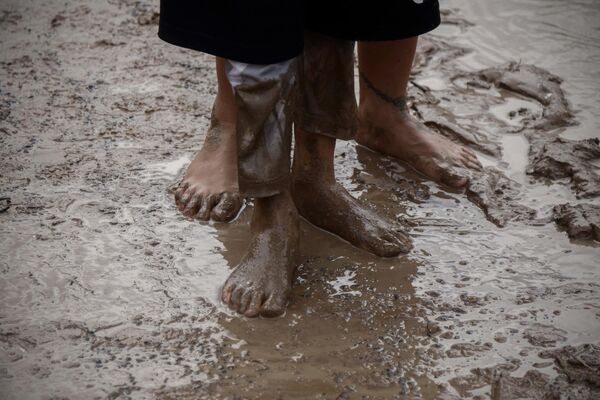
[488,98,543,131]
[472,62,573,131]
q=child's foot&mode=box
[292,175,412,257]
[174,118,242,222]
[221,191,299,318]
[357,92,482,188]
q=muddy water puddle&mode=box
[1,0,600,399]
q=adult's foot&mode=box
[292,129,412,257]
[357,72,482,188]
[221,191,299,317]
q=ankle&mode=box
[213,92,236,125]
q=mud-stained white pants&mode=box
[224,59,297,198]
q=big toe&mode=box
[440,167,468,188]
[387,230,413,254]
[260,291,287,318]
[211,192,243,222]
[221,281,236,304]
[367,230,412,257]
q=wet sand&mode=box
[1,0,599,399]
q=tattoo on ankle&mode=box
[359,70,408,111]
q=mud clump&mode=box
[523,324,567,348]
[476,62,573,130]
[541,343,600,387]
[528,137,600,198]
[552,203,600,241]
[446,343,491,358]
[450,345,600,400]
[466,167,536,227]
[490,369,595,400]
[491,344,600,400]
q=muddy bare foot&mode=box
[292,129,412,257]
[357,73,482,188]
[292,179,411,257]
[174,115,242,222]
[221,192,299,318]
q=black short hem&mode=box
[158,20,303,65]
[306,3,441,42]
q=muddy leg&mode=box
[220,58,299,317]
[221,189,299,317]
[174,57,243,222]
[357,38,482,188]
[292,128,412,256]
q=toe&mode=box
[371,231,412,257]
[174,189,184,206]
[182,194,202,217]
[379,241,402,257]
[196,194,219,221]
[464,156,482,171]
[229,287,244,311]
[462,150,482,170]
[179,187,193,204]
[244,291,265,318]
[261,292,287,318]
[462,146,477,158]
[221,282,236,304]
[211,192,243,222]
[238,290,253,315]
[440,168,468,188]
[177,189,195,213]
[389,230,413,253]
[174,182,189,204]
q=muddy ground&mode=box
[1,0,599,399]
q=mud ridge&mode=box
[552,203,600,241]
[466,167,536,227]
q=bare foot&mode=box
[174,114,243,222]
[357,73,482,188]
[291,129,411,257]
[292,177,412,257]
[221,191,299,318]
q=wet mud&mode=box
[529,137,600,199]
[474,62,573,131]
[448,343,600,400]
[465,167,535,227]
[1,0,600,399]
[552,203,600,241]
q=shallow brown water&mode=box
[1,0,599,399]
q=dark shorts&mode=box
[158,0,441,64]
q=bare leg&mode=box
[357,38,482,188]
[292,128,412,257]
[174,57,243,222]
[221,189,299,317]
